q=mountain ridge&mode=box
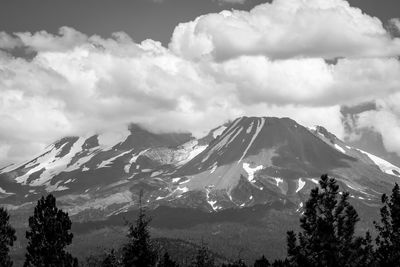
[0,116,399,223]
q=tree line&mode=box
[1,174,400,266]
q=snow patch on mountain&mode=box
[172,178,181,183]
[243,163,263,183]
[212,125,227,139]
[206,186,218,211]
[46,181,69,192]
[210,163,218,174]
[217,126,243,152]
[98,130,130,150]
[15,141,72,185]
[239,118,265,162]
[358,149,400,176]
[63,190,133,215]
[179,141,208,165]
[0,187,14,196]
[296,202,304,213]
[25,137,88,186]
[124,149,148,173]
[273,177,283,187]
[246,121,254,134]
[64,150,97,172]
[296,178,306,193]
[1,145,57,174]
[97,150,132,169]
[201,119,243,163]
[177,187,189,194]
[334,144,346,154]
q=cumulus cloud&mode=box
[0,32,22,50]
[388,18,400,37]
[0,0,400,165]
[170,0,400,61]
[355,94,400,155]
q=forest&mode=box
[1,174,400,267]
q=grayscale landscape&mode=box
[0,0,400,266]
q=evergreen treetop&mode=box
[0,207,17,267]
[122,191,157,267]
[287,174,371,267]
[24,194,78,267]
[374,183,400,266]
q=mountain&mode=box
[1,116,399,221]
[4,116,400,262]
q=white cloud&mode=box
[0,0,400,165]
[170,0,400,61]
[0,32,22,50]
[14,27,88,52]
[389,18,400,33]
[356,94,400,155]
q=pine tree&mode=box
[24,194,78,267]
[158,252,179,267]
[0,207,17,267]
[122,191,156,267]
[270,259,289,267]
[191,245,215,267]
[222,259,247,267]
[286,174,369,267]
[374,183,400,266]
[354,231,376,267]
[102,249,120,267]
[253,255,270,267]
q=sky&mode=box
[0,0,400,166]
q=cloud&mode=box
[388,18,400,37]
[215,0,247,5]
[170,0,400,61]
[352,93,400,155]
[0,32,22,50]
[0,0,400,165]
[14,27,88,52]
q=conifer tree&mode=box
[122,191,156,267]
[191,245,215,267]
[24,194,78,267]
[102,249,120,267]
[374,183,400,266]
[253,255,270,267]
[158,252,179,267]
[286,174,368,267]
[222,259,247,267]
[270,259,289,267]
[0,207,17,267]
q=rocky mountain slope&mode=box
[1,116,399,223]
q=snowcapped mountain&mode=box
[1,117,399,221]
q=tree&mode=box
[374,183,400,266]
[191,245,215,267]
[253,255,270,267]
[102,249,120,267]
[122,191,156,267]
[158,252,179,267]
[0,207,17,267]
[24,194,78,267]
[286,174,369,267]
[222,259,247,267]
[85,249,120,267]
[270,259,289,267]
